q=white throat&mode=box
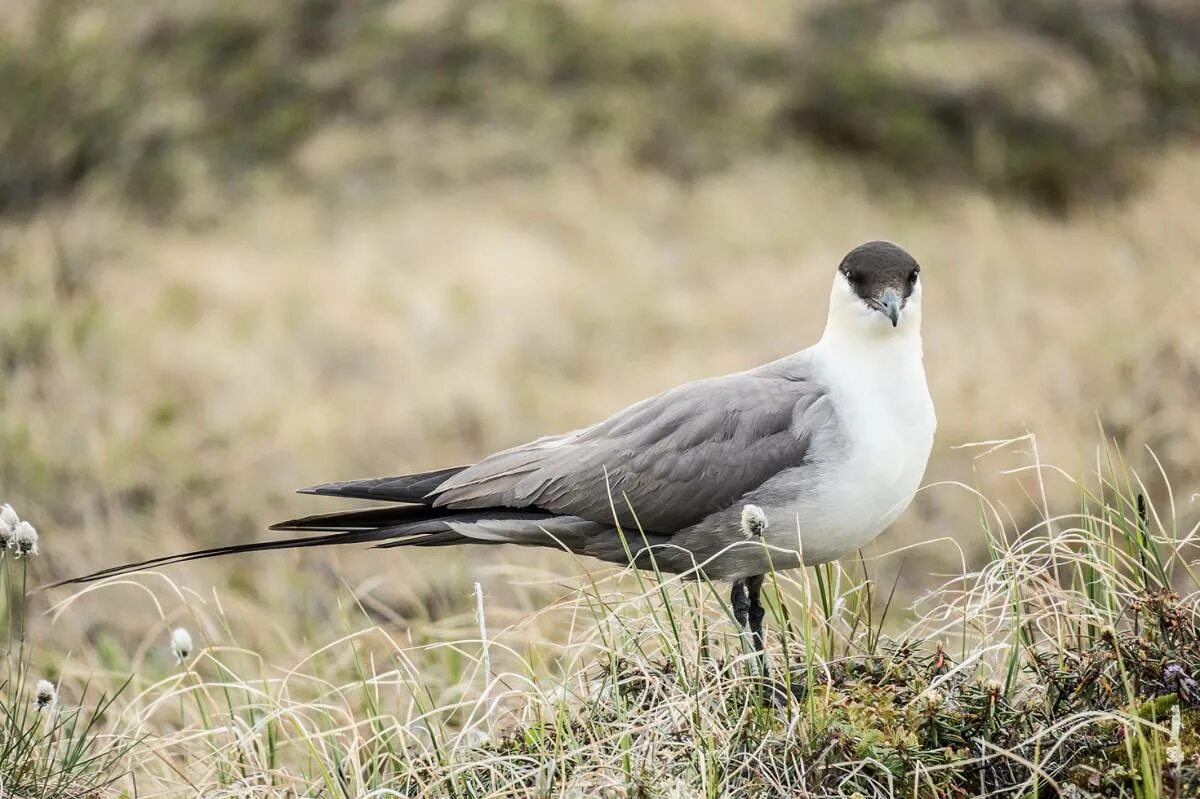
[796,270,936,563]
[812,270,931,436]
[819,271,924,355]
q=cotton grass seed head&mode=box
[0,503,18,549]
[9,520,38,558]
[740,504,768,538]
[171,627,193,661]
[34,679,56,711]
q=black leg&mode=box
[746,574,768,676]
[730,579,750,632]
[743,574,802,707]
[733,576,796,706]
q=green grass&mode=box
[0,511,137,799]
[8,440,1199,796]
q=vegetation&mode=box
[790,0,1200,213]
[0,506,135,798]
[3,0,1200,215]
[2,1,1199,796]
[7,444,1200,796]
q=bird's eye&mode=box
[842,268,858,285]
[907,269,919,284]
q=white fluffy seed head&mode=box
[9,521,38,558]
[171,627,193,661]
[34,679,56,710]
[0,504,18,547]
[740,504,768,538]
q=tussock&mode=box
[10,443,1199,796]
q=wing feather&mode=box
[431,355,834,532]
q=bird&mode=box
[55,240,936,694]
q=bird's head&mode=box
[825,240,923,339]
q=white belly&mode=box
[800,428,932,562]
[763,338,936,565]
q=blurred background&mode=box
[2,0,1200,659]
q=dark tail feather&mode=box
[298,465,468,503]
[270,505,553,533]
[376,530,471,548]
[44,528,398,589]
[270,504,445,532]
[46,506,558,589]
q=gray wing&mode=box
[430,355,835,532]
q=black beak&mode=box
[869,287,902,327]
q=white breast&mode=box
[770,324,936,564]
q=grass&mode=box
[1,439,1193,796]
[1,3,1199,794]
[3,120,1200,797]
[0,509,136,798]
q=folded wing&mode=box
[50,357,835,587]
[429,358,834,532]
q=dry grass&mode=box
[3,138,1200,648]
[1,6,1200,791]
[2,438,1196,797]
